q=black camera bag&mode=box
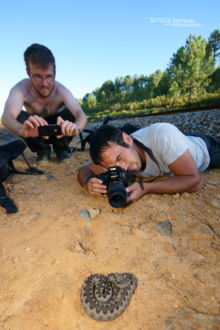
[0,128,44,213]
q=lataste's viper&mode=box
[80,273,137,321]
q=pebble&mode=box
[173,304,179,309]
[122,225,131,233]
[208,198,220,209]
[89,208,101,219]
[86,109,220,138]
[181,192,190,199]
[47,175,55,180]
[54,260,61,265]
[206,179,220,188]
[200,223,214,235]
[173,193,180,199]
[155,220,172,237]
[175,215,186,223]
[78,209,90,219]
[189,223,214,239]
[84,226,93,236]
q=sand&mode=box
[0,139,219,329]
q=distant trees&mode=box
[145,70,163,98]
[156,69,170,96]
[207,29,220,62]
[209,67,220,92]
[168,34,216,101]
[81,30,220,114]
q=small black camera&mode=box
[97,166,136,208]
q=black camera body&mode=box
[98,166,136,208]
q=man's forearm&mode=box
[143,175,202,194]
[77,165,94,187]
[75,111,87,132]
[2,114,23,136]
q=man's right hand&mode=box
[85,177,107,196]
[21,115,48,138]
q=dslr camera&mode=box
[97,166,136,208]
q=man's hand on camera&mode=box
[86,177,107,196]
[56,116,79,138]
[126,182,146,202]
[22,115,48,138]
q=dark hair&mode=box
[24,43,56,74]
[89,125,129,165]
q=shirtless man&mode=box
[2,43,87,162]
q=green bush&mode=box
[85,92,220,120]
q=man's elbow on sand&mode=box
[190,176,203,192]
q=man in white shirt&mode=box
[77,123,220,203]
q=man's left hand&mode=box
[56,116,79,138]
[126,182,146,202]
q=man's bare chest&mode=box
[24,96,63,117]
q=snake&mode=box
[80,273,137,321]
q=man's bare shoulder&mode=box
[10,79,31,96]
[54,81,74,96]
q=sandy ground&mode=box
[0,136,220,330]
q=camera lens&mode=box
[108,181,127,208]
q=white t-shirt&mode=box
[131,123,210,177]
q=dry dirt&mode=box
[0,137,220,330]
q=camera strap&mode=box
[132,138,161,178]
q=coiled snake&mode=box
[80,273,137,321]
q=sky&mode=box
[0,0,219,115]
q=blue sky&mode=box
[0,0,219,114]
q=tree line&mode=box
[80,30,220,119]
